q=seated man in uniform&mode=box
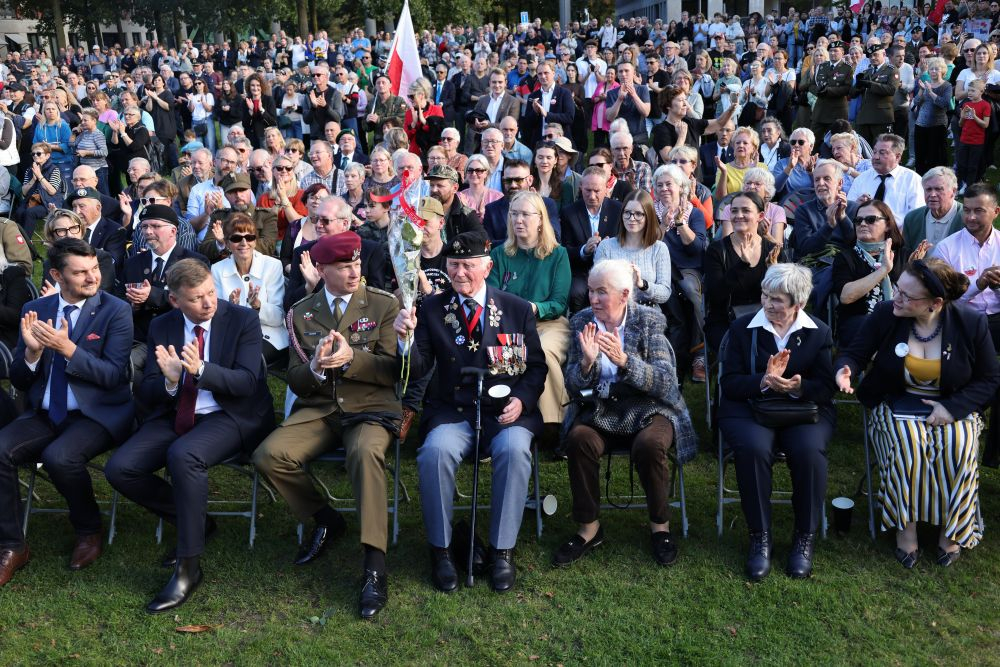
[254,232,400,620]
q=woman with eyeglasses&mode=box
[671,69,704,121]
[211,213,287,367]
[188,79,216,152]
[108,106,150,197]
[40,209,116,293]
[216,79,245,146]
[258,154,306,242]
[666,145,714,232]
[456,153,502,219]
[831,200,905,347]
[595,189,672,307]
[17,143,63,236]
[757,117,790,172]
[279,182,329,273]
[912,57,953,175]
[487,190,571,432]
[718,167,786,243]
[836,258,1000,569]
[363,145,400,192]
[713,126,767,202]
[705,190,784,352]
[283,138,312,181]
[737,60,770,128]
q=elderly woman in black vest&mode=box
[556,259,697,569]
[719,263,836,582]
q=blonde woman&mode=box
[457,153,502,219]
[714,126,767,200]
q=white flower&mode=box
[895,342,909,358]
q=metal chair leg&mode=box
[249,469,259,548]
[677,460,688,538]
[532,442,542,539]
[22,466,38,537]
[107,491,119,545]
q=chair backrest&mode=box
[24,277,39,301]
[0,341,12,380]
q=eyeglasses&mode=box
[273,165,293,172]
[669,158,690,165]
[855,215,886,225]
[440,136,456,142]
[542,134,557,140]
[139,196,168,206]
[140,222,173,231]
[509,209,540,219]
[790,139,809,146]
[893,286,932,303]
[481,139,502,145]
[248,165,268,172]
[312,73,326,78]
[502,176,528,184]
[622,210,645,220]
[229,233,257,243]
[315,216,348,226]
[51,225,82,238]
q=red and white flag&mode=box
[850,0,865,13]
[386,0,422,104]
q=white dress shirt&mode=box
[747,307,818,352]
[932,227,1000,315]
[168,314,222,415]
[486,92,505,124]
[27,295,85,412]
[846,164,925,227]
[594,307,628,397]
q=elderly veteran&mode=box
[254,231,400,619]
[556,258,697,568]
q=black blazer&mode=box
[835,301,1000,420]
[699,142,734,189]
[431,79,457,122]
[483,196,561,245]
[87,217,128,275]
[720,312,837,422]
[139,299,275,449]
[521,85,576,146]
[284,238,388,309]
[242,95,277,150]
[559,198,622,272]
[42,249,116,294]
[118,247,210,341]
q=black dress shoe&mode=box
[450,520,487,575]
[786,531,816,579]
[936,547,960,567]
[146,557,202,614]
[651,531,678,566]
[359,569,388,620]
[162,517,218,568]
[489,548,516,593]
[552,528,605,567]
[294,520,346,566]
[894,548,920,569]
[746,531,772,582]
[430,547,458,593]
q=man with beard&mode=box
[198,174,278,260]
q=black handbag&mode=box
[747,328,819,428]
[888,393,933,419]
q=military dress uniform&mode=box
[852,45,900,147]
[252,232,400,619]
[811,49,854,144]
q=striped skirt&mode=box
[867,403,984,548]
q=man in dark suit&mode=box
[66,186,128,277]
[393,230,547,594]
[432,64,457,125]
[119,205,209,373]
[69,165,123,222]
[521,61,576,147]
[483,160,560,244]
[105,259,275,613]
[254,232,400,620]
[699,121,736,191]
[560,167,622,312]
[0,239,134,587]
[335,129,369,168]
[285,196,388,309]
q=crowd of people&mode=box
[1,1,1000,622]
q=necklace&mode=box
[911,319,942,343]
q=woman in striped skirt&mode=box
[835,259,1000,569]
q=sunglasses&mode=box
[502,176,527,184]
[31,151,46,157]
[229,233,257,243]
[273,165,293,172]
[139,197,167,206]
[855,215,886,225]
[466,167,488,174]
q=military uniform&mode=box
[253,281,401,552]
[0,217,32,275]
[811,58,854,144]
[198,204,279,260]
[852,52,900,147]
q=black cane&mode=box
[461,366,487,587]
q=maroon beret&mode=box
[311,231,362,265]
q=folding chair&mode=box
[600,448,689,537]
[21,462,120,545]
[715,332,828,538]
[295,434,409,547]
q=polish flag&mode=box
[927,0,949,25]
[386,0,421,104]
[850,0,865,13]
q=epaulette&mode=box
[365,285,396,299]
[289,292,316,311]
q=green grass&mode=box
[3,381,1000,666]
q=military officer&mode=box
[852,43,900,147]
[393,230,547,595]
[811,41,854,147]
[253,231,400,621]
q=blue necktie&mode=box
[48,304,78,425]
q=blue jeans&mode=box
[417,421,533,550]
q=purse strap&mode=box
[750,327,758,375]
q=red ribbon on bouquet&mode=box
[367,169,427,229]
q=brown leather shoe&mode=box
[399,407,418,443]
[0,546,30,586]
[69,533,103,571]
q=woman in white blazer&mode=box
[211,212,288,366]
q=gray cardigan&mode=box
[564,304,698,463]
[913,81,952,128]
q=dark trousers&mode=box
[565,416,674,525]
[720,416,832,534]
[857,122,892,149]
[892,107,909,142]
[105,412,242,558]
[984,314,1000,466]
[914,124,949,176]
[956,142,986,187]
[0,412,115,549]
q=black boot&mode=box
[147,556,203,614]
[489,547,516,593]
[786,531,816,579]
[745,531,772,582]
[161,517,217,568]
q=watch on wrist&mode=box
[194,361,205,379]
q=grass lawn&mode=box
[3,376,1000,666]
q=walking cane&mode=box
[460,366,488,587]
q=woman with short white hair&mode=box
[718,167,787,243]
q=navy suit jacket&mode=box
[559,198,622,272]
[410,286,547,441]
[87,217,128,275]
[483,195,561,245]
[432,79,457,122]
[139,299,274,449]
[521,85,576,146]
[337,150,370,168]
[118,247,209,341]
[285,238,388,309]
[699,142,734,190]
[10,291,135,442]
